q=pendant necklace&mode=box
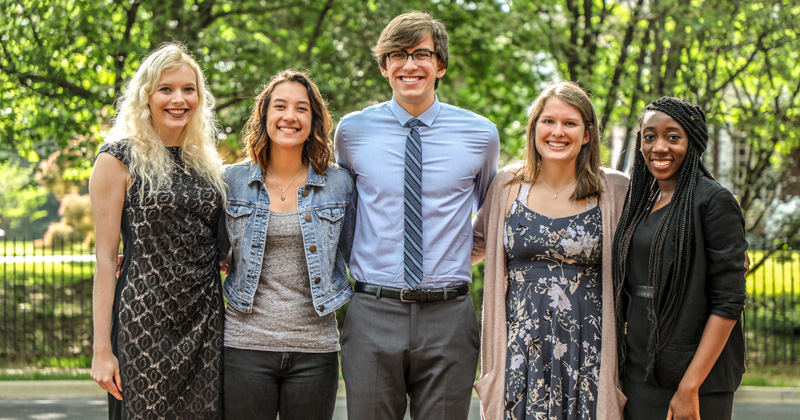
[540,177,577,199]
[267,167,304,201]
[171,157,190,175]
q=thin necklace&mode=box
[540,176,577,199]
[267,167,304,201]
[171,156,190,175]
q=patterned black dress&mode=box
[504,182,603,420]
[99,141,224,420]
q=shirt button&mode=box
[314,277,321,284]
[319,304,325,311]
[302,189,309,197]
[309,245,317,253]
[305,214,312,222]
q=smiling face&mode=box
[534,97,590,167]
[148,64,198,145]
[640,110,689,189]
[380,34,446,117]
[266,81,312,155]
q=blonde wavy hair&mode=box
[104,42,225,202]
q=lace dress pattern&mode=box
[504,182,602,420]
[100,141,223,420]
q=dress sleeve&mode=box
[701,187,748,320]
[97,141,132,168]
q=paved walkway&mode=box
[1,381,798,420]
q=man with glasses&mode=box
[334,11,500,420]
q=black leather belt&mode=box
[354,281,469,303]
[631,285,655,299]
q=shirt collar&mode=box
[390,95,441,128]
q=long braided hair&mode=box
[612,96,714,368]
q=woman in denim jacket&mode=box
[220,69,353,420]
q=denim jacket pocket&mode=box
[226,204,254,239]
[315,206,345,240]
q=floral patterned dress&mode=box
[504,182,602,420]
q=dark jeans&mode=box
[224,347,339,420]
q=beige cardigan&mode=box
[472,163,629,420]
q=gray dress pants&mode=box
[341,291,480,420]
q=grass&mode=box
[1,261,95,285]
[1,240,95,256]
[741,364,800,387]
[0,355,91,380]
[747,250,800,297]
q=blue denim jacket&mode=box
[220,159,354,316]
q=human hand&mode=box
[91,350,122,400]
[116,255,123,277]
[219,256,231,276]
[666,386,700,420]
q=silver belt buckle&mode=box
[400,288,415,302]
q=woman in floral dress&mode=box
[472,81,628,420]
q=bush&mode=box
[42,222,81,248]
[41,193,94,246]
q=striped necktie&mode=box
[404,118,423,289]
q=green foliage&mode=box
[1,1,798,241]
[0,160,49,236]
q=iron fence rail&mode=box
[1,236,798,366]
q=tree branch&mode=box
[601,0,645,131]
[299,0,335,64]
[115,0,143,94]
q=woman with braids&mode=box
[473,81,628,420]
[90,42,225,419]
[612,96,747,419]
[219,69,353,420]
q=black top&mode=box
[624,205,668,388]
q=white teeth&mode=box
[401,77,420,82]
[652,160,671,167]
[547,141,568,147]
[279,127,299,132]
[166,109,186,115]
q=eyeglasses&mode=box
[386,49,438,66]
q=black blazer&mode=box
[646,173,748,393]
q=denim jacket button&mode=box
[314,277,321,284]
[309,245,317,253]
[305,214,312,222]
[319,304,325,311]
[302,189,309,197]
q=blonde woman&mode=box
[89,42,225,420]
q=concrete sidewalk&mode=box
[1,380,799,402]
[1,381,799,420]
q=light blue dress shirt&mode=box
[334,96,500,288]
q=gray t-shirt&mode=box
[224,210,340,352]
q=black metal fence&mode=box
[744,236,799,366]
[1,237,95,362]
[0,236,798,366]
